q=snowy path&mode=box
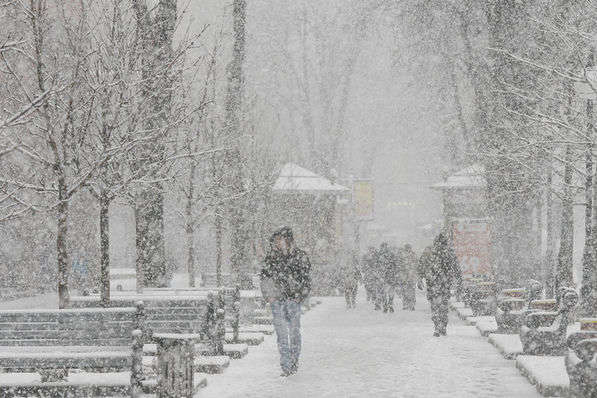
[200,291,540,398]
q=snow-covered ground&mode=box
[0,293,58,310]
[200,291,541,398]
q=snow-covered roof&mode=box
[273,163,349,193]
[431,164,486,190]
[110,268,135,276]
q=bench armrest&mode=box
[567,331,597,349]
[525,311,558,328]
[573,337,597,362]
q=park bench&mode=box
[495,280,543,334]
[461,278,483,308]
[68,292,241,369]
[468,281,498,317]
[519,288,578,356]
[0,304,148,397]
[142,286,269,344]
[144,286,243,337]
[565,323,597,398]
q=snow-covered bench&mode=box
[495,280,543,334]
[468,281,498,317]
[520,289,578,356]
[69,292,250,370]
[565,328,597,398]
[69,293,225,354]
[139,286,268,346]
[145,286,244,341]
[0,305,145,397]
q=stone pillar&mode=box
[154,333,200,398]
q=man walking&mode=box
[260,227,312,376]
[419,233,461,336]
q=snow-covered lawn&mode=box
[0,293,58,310]
[199,292,541,398]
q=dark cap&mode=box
[272,226,294,241]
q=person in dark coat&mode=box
[419,233,461,336]
[260,227,312,376]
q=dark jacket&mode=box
[261,247,312,302]
[423,234,461,297]
[377,244,400,286]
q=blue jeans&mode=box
[271,299,302,372]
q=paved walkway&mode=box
[200,291,540,398]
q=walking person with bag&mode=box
[260,227,312,376]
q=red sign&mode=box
[452,219,491,277]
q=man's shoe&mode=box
[280,370,292,377]
[433,331,441,337]
[440,329,447,336]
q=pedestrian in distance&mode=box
[400,243,418,311]
[362,247,377,304]
[342,256,360,309]
[418,233,461,337]
[378,242,399,313]
[260,226,312,377]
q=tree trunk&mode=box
[136,194,166,287]
[132,0,176,289]
[134,205,144,294]
[582,132,594,314]
[215,211,223,287]
[224,0,251,289]
[57,178,70,309]
[545,164,555,298]
[556,145,574,297]
[99,191,111,307]
[185,196,195,288]
[536,194,543,281]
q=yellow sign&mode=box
[353,180,374,221]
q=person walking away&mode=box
[417,246,433,292]
[260,227,312,376]
[401,244,418,311]
[419,233,461,336]
[342,260,360,309]
[378,242,399,313]
[362,247,377,304]
[371,246,386,311]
